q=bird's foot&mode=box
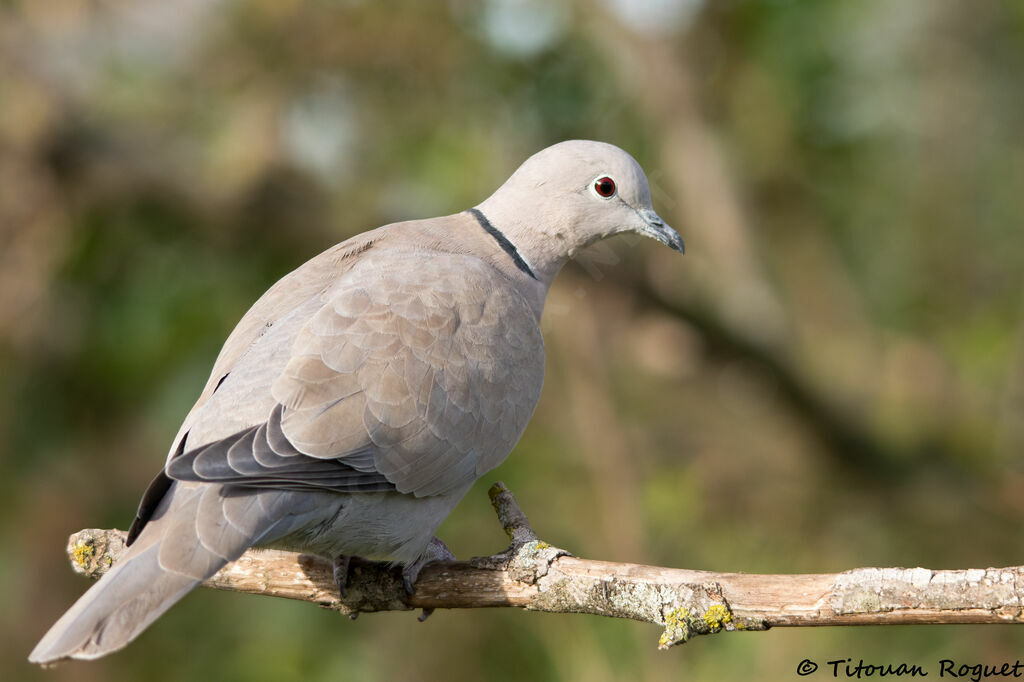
[402,537,456,622]
[332,555,351,598]
[402,537,456,594]
[333,554,369,619]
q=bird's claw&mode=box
[401,537,456,594]
[332,555,351,598]
[333,555,364,620]
[401,537,455,620]
[335,539,453,622]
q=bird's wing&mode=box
[168,248,545,498]
[165,404,394,494]
[167,229,380,460]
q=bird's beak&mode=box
[636,209,684,254]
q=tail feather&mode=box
[29,542,201,663]
[28,482,294,664]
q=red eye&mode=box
[594,176,616,198]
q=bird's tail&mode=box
[29,476,312,664]
[28,535,205,663]
[29,480,267,664]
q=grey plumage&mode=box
[29,140,683,664]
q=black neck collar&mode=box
[467,208,538,281]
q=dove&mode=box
[29,139,683,664]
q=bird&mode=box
[29,139,684,664]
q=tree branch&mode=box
[64,483,1024,649]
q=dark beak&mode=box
[636,209,684,253]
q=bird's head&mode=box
[476,140,683,284]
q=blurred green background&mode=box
[3,0,1024,680]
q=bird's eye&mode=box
[593,176,616,198]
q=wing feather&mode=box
[168,249,543,500]
[272,253,544,495]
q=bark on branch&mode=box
[64,483,1024,650]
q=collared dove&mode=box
[29,139,683,664]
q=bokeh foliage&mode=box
[2,0,1024,680]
